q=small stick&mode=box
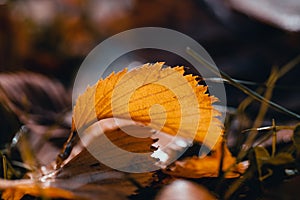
[186,47,300,120]
[2,154,7,179]
[271,119,277,157]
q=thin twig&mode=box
[2,153,7,179]
[271,119,276,157]
[237,66,279,161]
[204,77,300,90]
[186,47,300,120]
[241,125,295,133]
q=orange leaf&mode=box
[163,142,241,178]
[73,62,222,149]
[1,184,75,200]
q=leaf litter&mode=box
[0,57,299,199]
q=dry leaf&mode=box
[54,148,154,198]
[50,121,157,198]
[73,62,222,149]
[163,142,241,178]
[0,72,70,126]
[1,121,157,200]
[0,72,71,166]
[1,185,76,200]
[0,179,76,200]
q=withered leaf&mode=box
[1,122,157,200]
[163,142,240,178]
[0,72,71,166]
[73,62,222,149]
[254,146,295,182]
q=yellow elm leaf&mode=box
[73,62,222,149]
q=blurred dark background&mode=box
[0,0,299,123]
